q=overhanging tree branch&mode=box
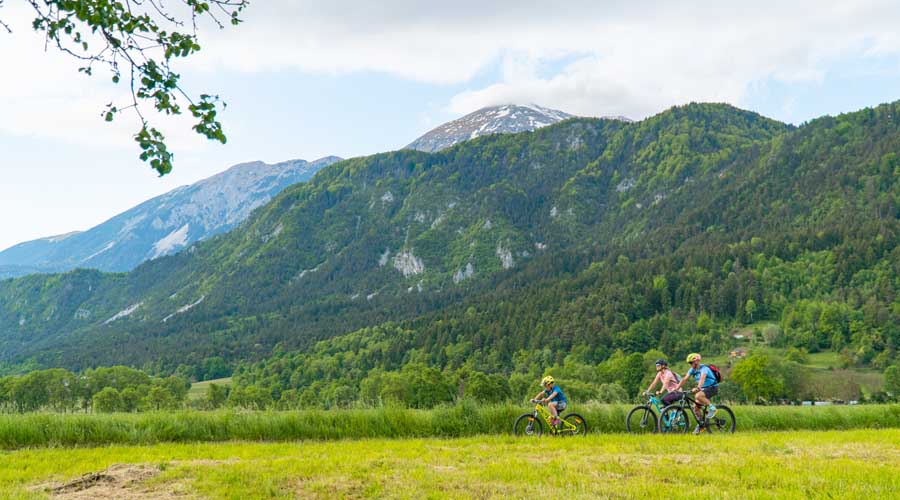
[1,0,248,175]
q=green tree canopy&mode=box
[885,365,900,396]
[92,387,123,412]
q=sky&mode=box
[2,0,900,251]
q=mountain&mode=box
[406,104,580,152]
[1,100,899,385]
[0,157,341,278]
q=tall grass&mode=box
[1,403,897,449]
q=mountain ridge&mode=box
[0,156,341,278]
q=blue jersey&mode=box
[688,365,718,388]
[544,386,567,404]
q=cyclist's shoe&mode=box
[708,405,717,418]
[552,417,561,427]
[692,424,706,435]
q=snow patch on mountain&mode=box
[152,224,190,259]
[104,302,143,325]
[162,295,205,323]
[83,241,116,263]
[43,232,81,243]
[406,104,576,153]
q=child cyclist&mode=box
[644,358,682,405]
[531,375,568,426]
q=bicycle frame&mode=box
[634,393,666,430]
[646,394,664,413]
[531,403,578,435]
[661,393,707,428]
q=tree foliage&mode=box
[0,365,189,412]
[3,0,247,174]
[1,101,900,405]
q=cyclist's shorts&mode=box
[662,391,682,405]
[553,401,567,412]
[701,385,718,399]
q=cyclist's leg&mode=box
[695,391,710,408]
[702,386,718,416]
[662,391,680,406]
[693,391,709,420]
[549,401,558,418]
[691,391,709,422]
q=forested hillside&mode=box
[1,102,899,402]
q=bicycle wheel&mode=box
[658,405,690,434]
[626,405,658,434]
[514,413,544,437]
[706,405,736,434]
[559,413,588,436]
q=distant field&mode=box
[703,338,884,398]
[3,430,899,499]
[188,377,233,400]
[1,404,899,449]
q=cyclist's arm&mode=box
[533,390,546,401]
[695,371,707,391]
[542,388,559,403]
[646,373,661,393]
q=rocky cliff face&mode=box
[0,156,341,276]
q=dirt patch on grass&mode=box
[40,464,190,499]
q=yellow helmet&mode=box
[686,353,702,363]
[541,375,554,386]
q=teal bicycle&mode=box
[658,392,736,434]
[626,391,669,433]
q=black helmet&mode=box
[655,359,668,366]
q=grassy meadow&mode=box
[0,404,899,449]
[187,377,233,401]
[2,429,900,499]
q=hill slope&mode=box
[2,101,900,381]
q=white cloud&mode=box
[194,0,900,119]
[444,1,900,119]
[2,0,900,146]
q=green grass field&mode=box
[1,404,899,449]
[2,430,899,499]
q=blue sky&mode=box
[2,0,900,251]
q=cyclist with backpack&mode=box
[672,353,720,434]
[644,359,682,405]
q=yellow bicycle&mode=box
[513,400,588,437]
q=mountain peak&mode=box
[405,104,576,153]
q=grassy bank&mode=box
[3,430,900,499]
[1,404,899,449]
